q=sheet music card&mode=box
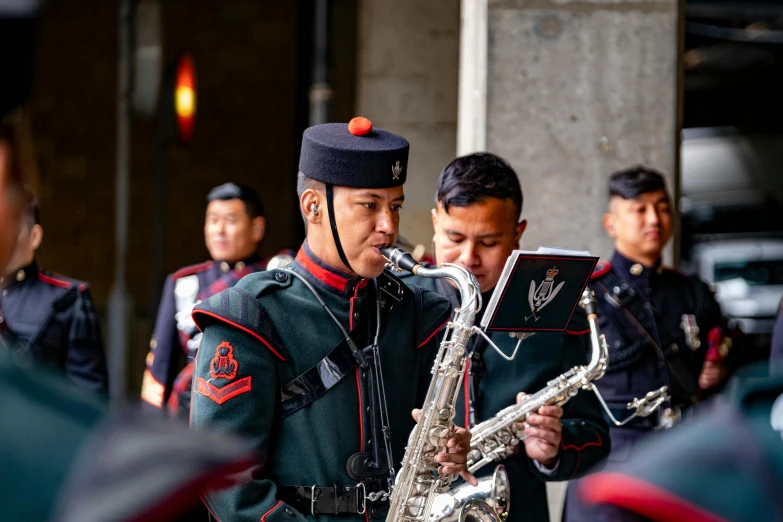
[480,247,598,333]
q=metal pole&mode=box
[456,0,488,156]
[107,0,133,404]
[309,0,331,126]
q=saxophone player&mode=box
[402,152,611,522]
[190,118,475,522]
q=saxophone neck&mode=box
[415,263,482,321]
[581,289,607,377]
[381,246,482,321]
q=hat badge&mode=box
[392,160,403,180]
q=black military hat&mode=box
[298,117,409,188]
[207,182,264,218]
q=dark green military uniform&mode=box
[190,244,451,522]
[579,364,783,522]
[0,311,257,522]
[403,273,611,522]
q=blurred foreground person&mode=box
[141,182,294,419]
[564,166,740,522]
[1,188,108,393]
[579,363,783,522]
[1,6,257,519]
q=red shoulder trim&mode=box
[261,500,283,522]
[418,316,450,349]
[173,260,214,280]
[580,472,729,522]
[590,262,611,279]
[38,273,72,289]
[191,310,286,362]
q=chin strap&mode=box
[325,183,354,273]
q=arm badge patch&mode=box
[210,341,239,380]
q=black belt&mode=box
[278,485,366,516]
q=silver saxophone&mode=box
[381,247,502,522]
[430,290,669,522]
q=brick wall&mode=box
[28,0,308,390]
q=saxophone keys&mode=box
[428,427,449,447]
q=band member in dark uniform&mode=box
[141,182,293,418]
[190,117,474,522]
[403,152,611,522]
[564,166,736,522]
[0,188,108,393]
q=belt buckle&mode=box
[310,485,317,516]
[357,482,367,515]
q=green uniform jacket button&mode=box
[275,272,289,282]
[286,507,296,516]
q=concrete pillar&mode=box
[460,0,682,261]
[355,0,461,249]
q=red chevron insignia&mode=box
[197,376,252,405]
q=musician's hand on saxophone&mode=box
[412,408,479,486]
[515,392,564,469]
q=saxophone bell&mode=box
[429,465,510,522]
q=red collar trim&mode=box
[580,472,729,522]
[296,243,364,295]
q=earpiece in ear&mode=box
[310,203,319,216]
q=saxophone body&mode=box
[381,247,499,522]
[427,291,608,522]
[464,290,607,473]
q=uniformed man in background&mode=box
[142,181,293,418]
[564,166,738,522]
[1,187,108,393]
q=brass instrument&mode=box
[381,247,501,522]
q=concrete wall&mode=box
[356,0,461,250]
[481,0,681,261]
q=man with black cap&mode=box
[0,187,108,393]
[189,117,475,522]
[141,182,292,418]
[563,166,738,522]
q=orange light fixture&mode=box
[174,54,197,144]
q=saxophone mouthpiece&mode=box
[381,246,421,273]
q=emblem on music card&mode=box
[526,266,565,321]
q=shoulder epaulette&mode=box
[192,286,288,362]
[172,260,214,281]
[38,271,91,292]
[590,261,611,279]
[38,271,73,289]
